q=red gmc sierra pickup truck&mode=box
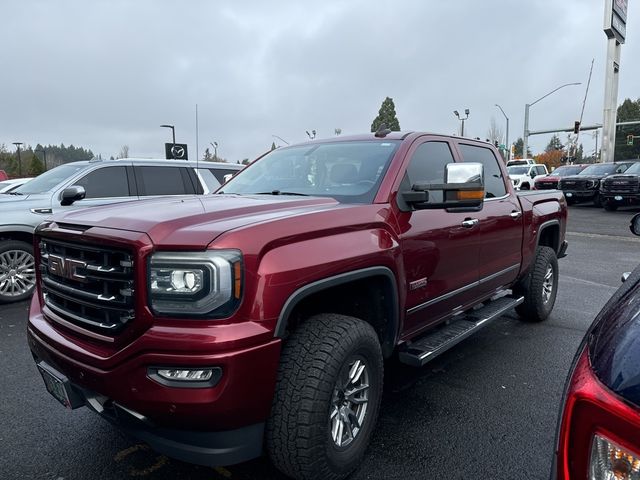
[27,131,567,480]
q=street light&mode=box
[523,83,581,160]
[35,148,47,172]
[12,142,23,176]
[453,109,470,137]
[160,124,176,158]
[211,141,218,161]
[495,104,510,160]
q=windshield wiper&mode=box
[6,191,23,195]
[253,190,310,196]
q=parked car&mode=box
[28,132,568,480]
[533,165,588,190]
[507,163,548,190]
[558,162,636,206]
[553,213,640,480]
[0,170,8,181]
[0,177,31,193]
[600,161,640,211]
[0,158,242,304]
[506,158,536,167]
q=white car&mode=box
[507,164,548,190]
[506,158,536,167]
[0,177,31,194]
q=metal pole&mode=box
[523,104,530,159]
[461,119,465,137]
[601,37,620,163]
[195,104,199,162]
[495,104,509,160]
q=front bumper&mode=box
[562,190,597,201]
[600,193,640,205]
[28,295,281,466]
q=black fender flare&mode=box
[273,266,400,357]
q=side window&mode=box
[210,168,239,183]
[536,166,546,176]
[458,145,507,198]
[405,141,455,203]
[74,166,130,198]
[196,168,222,193]
[135,166,195,196]
[616,164,630,173]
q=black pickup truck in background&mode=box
[558,162,636,207]
[600,161,640,211]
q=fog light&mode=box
[590,434,640,479]
[157,369,213,381]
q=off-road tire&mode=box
[0,240,36,304]
[514,246,558,322]
[266,314,383,480]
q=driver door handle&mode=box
[461,218,479,228]
[510,211,522,219]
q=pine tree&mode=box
[371,97,401,132]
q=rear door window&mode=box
[458,145,507,198]
[134,166,196,196]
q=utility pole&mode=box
[35,148,47,171]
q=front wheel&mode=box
[603,201,618,211]
[267,314,383,480]
[0,240,36,303]
[514,246,559,322]
[593,193,602,207]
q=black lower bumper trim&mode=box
[89,393,264,467]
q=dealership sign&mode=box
[604,0,628,43]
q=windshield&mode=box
[624,162,640,174]
[13,163,86,195]
[219,141,400,203]
[579,164,618,176]
[549,166,584,176]
[507,166,529,175]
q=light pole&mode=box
[160,124,176,158]
[454,109,470,137]
[495,104,510,160]
[211,142,218,161]
[12,142,23,176]
[35,148,47,172]
[523,83,580,160]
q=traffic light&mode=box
[573,121,580,134]
[628,135,635,146]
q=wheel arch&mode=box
[537,220,560,254]
[274,267,400,358]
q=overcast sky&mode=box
[1,0,638,162]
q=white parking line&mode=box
[566,231,640,243]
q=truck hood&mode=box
[51,194,341,248]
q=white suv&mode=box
[507,164,548,190]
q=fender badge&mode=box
[409,278,428,291]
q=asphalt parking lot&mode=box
[2,204,640,480]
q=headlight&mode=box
[587,179,600,189]
[148,250,242,317]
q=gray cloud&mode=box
[1,0,638,161]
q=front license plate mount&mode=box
[37,362,84,409]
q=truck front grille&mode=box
[601,178,639,193]
[535,181,557,190]
[559,179,587,190]
[39,238,135,335]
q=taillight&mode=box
[555,346,640,479]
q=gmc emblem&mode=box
[48,255,88,282]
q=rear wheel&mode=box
[0,240,36,304]
[267,314,384,480]
[514,246,558,322]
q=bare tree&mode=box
[117,145,130,159]
[486,117,504,145]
